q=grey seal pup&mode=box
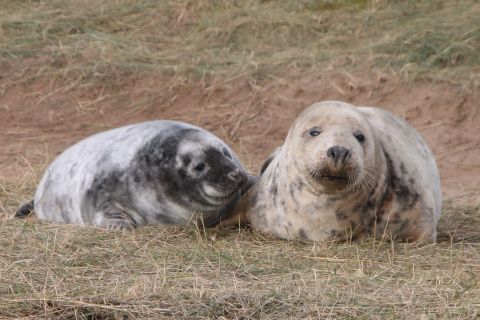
[16,120,255,229]
[224,101,442,243]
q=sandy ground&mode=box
[1,69,479,200]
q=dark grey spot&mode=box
[327,195,341,203]
[336,210,348,220]
[295,177,304,192]
[289,183,300,206]
[385,153,420,211]
[399,219,410,231]
[399,162,407,175]
[270,183,278,207]
[182,155,191,166]
[349,220,362,232]
[82,169,133,225]
[367,200,376,213]
[55,197,71,223]
[298,228,308,240]
[314,202,325,211]
[250,189,259,206]
[376,189,393,219]
[330,229,342,238]
[362,214,377,235]
[270,168,277,188]
[288,183,296,199]
[352,202,363,212]
[133,174,141,184]
[153,212,177,225]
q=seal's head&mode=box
[174,137,248,208]
[286,101,378,193]
[138,126,249,211]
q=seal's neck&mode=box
[364,140,389,204]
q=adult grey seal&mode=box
[224,101,442,243]
[15,120,256,229]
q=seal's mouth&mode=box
[196,190,236,211]
[320,175,348,182]
[202,182,245,202]
[305,167,352,189]
[204,188,238,201]
[318,175,349,188]
[202,172,251,204]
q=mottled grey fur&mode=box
[18,121,254,229]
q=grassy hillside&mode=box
[1,0,479,86]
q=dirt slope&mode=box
[1,69,479,198]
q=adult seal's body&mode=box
[227,101,442,243]
[16,121,254,229]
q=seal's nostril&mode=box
[229,170,248,184]
[327,146,350,164]
[327,147,336,159]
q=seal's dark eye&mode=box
[223,149,232,159]
[354,132,365,143]
[309,129,321,137]
[194,163,206,172]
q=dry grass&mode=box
[1,177,480,319]
[1,0,479,91]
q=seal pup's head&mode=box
[173,135,249,209]
[136,125,250,213]
[285,101,379,194]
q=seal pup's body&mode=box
[17,121,253,229]
[226,101,441,243]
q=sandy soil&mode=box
[1,68,479,199]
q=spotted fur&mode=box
[224,101,441,243]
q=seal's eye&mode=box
[194,163,206,172]
[354,132,365,143]
[309,128,321,137]
[223,148,232,159]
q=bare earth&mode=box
[1,69,479,199]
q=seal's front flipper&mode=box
[14,200,35,218]
[103,219,136,230]
[99,207,137,230]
